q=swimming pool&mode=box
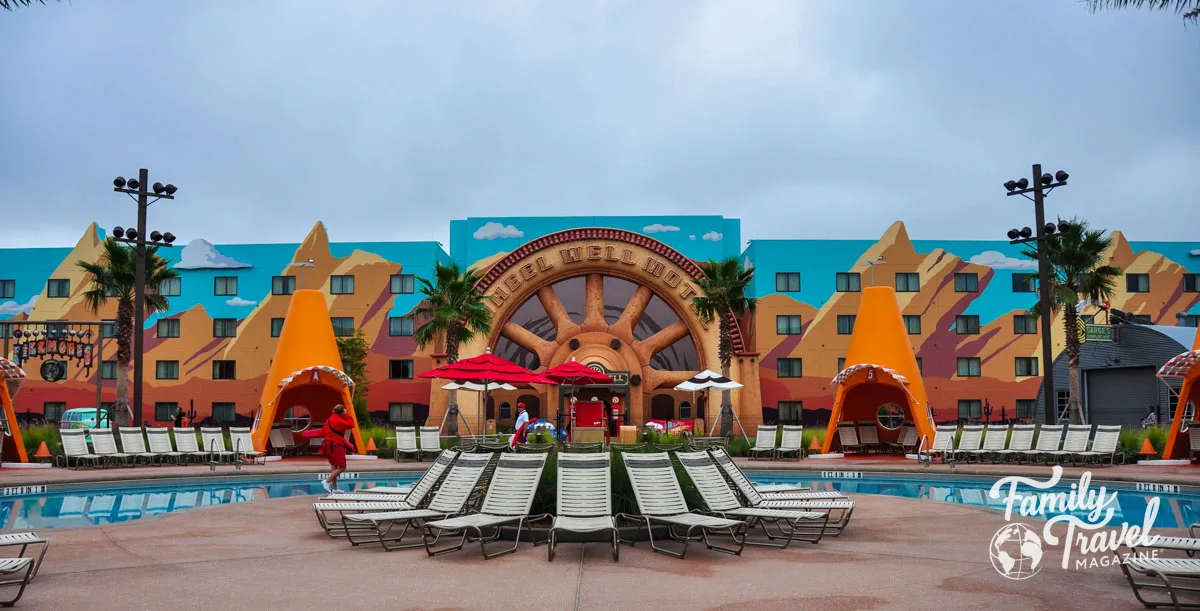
[750,471,1200,530]
[0,472,419,530]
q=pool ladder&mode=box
[208,438,246,472]
[916,434,955,470]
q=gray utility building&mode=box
[1034,322,1197,426]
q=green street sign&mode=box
[1085,324,1113,342]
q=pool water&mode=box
[750,473,1200,530]
[0,473,418,530]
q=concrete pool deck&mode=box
[9,481,1178,610]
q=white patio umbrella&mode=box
[441,381,517,435]
[674,369,749,442]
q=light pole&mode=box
[865,256,886,286]
[289,258,315,289]
[110,169,177,426]
[1003,164,1069,425]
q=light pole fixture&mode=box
[864,255,886,286]
[1002,164,1069,425]
[110,169,178,426]
[288,258,315,289]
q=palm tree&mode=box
[1086,0,1200,24]
[1024,218,1121,425]
[412,262,491,436]
[691,257,756,437]
[76,238,179,427]
[0,0,58,9]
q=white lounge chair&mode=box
[747,425,778,460]
[0,532,48,581]
[837,422,863,454]
[856,420,883,453]
[229,427,266,464]
[117,427,159,465]
[708,448,854,535]
[1025,424,1064,464]
[56,430,100,469]
[144,427,185,464]
[1119,555,1200,610]
[964,424,1009,463]
[421,453,550,559]
[547,453,618,562]
[418,426,441,460]
[677,451,827,548]
[991,424,1035,463]
[1044,425,1092,465]
[775,425,804,460]
[708,447,813,493]
[89,429,131,467]
[1076,425,1123,466]
[170,427,212,463]
[887,424,918,454]
[394,426,420,461]
[341,453,493,550]
[926,425,957,461]
[617,452,747,558]
[322,450,456,502]
[951,425,984,462]
[0,557,35,607]
[200,427,236,463]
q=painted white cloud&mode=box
[968,250,1038,271]
[226,297,257,307]
[1190,249,1200,257]
[689,235,696,240]
[473,222,524,240]
[743,256,754,269]
[701,231,723,241]
[0,295,37,316]
[174,239,252,269]
[643,223,680,234]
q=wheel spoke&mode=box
[584,274,605,329]
[501,322,556,364]
[536,286,578,341]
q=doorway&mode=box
[517,394,540,419]
[650,394,674,421]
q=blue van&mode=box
[58,408,112,431]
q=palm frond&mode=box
[1086,0,1198,13]
[0,0,58,10]
[411,261,492,356]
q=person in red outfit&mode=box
[303,404,357,493]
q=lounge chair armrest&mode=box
[1190,523,1200,539]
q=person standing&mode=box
[1141,404,1159,428]
[514,402,530,432]
[174,408,185,428]
[303,405,357,493]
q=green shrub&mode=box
[357,424,394,453]
[1117,425,1170,461]
[801,427,827,452]
[20,424,62,458]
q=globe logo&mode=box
[990,523,1044,580]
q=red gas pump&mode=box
[610,397,622,439]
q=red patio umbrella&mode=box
[540,358,613,439]
[418,348,549,435]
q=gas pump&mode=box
[569,395,578,442]
[610,396,622,439]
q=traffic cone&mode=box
[1139,438,1157,457]
[365,437,378,453]
[809,437,822,452]
[33,442,52,460]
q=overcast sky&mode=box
[2,0,1197,250]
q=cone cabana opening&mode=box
[1158,332,1200,459]
[822,286,933,454]
[251,289,364,453]
[0,357,30,463]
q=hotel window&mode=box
[837,315,855,335]
[895,273,920,292]
[954,273,979,293]
[213,318,238,338]
[1081,314,1096,324]
[272,275,296,296]
[330,275,355,295]
[777,358,803,378]
[499,402,512,420]
[1056,391,1069,420]
[835,272,861,293]
[1126,273,1150,293]
[1181,314,1200,328]
[1015,357,1039,377]
[1185,274,1199,293]
[389,403,415,425]
[776,315,802,335]
[47,279,70,298]
[212,402,237,423]
[43,402,66,421]
[156,360,180,380]
[1133,314,1152,324]
[903,315,921,335]
[915,357,923,374]
[331,317,354,337]
[0,279,13,299]
[155,402,179,422]
[271,318,285,337]
[956,357,981,377]
[389,316,414,337]
[837,357,846,372]
[1015,399,1036,420]
[778,401,803,425]
[212,360,237,380]
[958,399,982,420]
[389,359,414,379]
[101,322,116,338]
[775,272,801,293]
[1012,273,1037,293]
[956,315,980,335]
[157,319,180,338]
[158,277,181,297]
[390,274,415,294]
[214,276,238,296]
[678,402,693,418]
[1013,314,1037,334]
[100,360,117,380]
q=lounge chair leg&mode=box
[0,560,34,607]
[612,528,619,562]
[548,530,556,562]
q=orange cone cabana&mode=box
[251,289,364,454]
[0,358,30,463]
[821,287,933,454]
[1159,331,1200,460]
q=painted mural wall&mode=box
[1,215,1197,426]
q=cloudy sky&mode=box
[2,0,1197,249]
